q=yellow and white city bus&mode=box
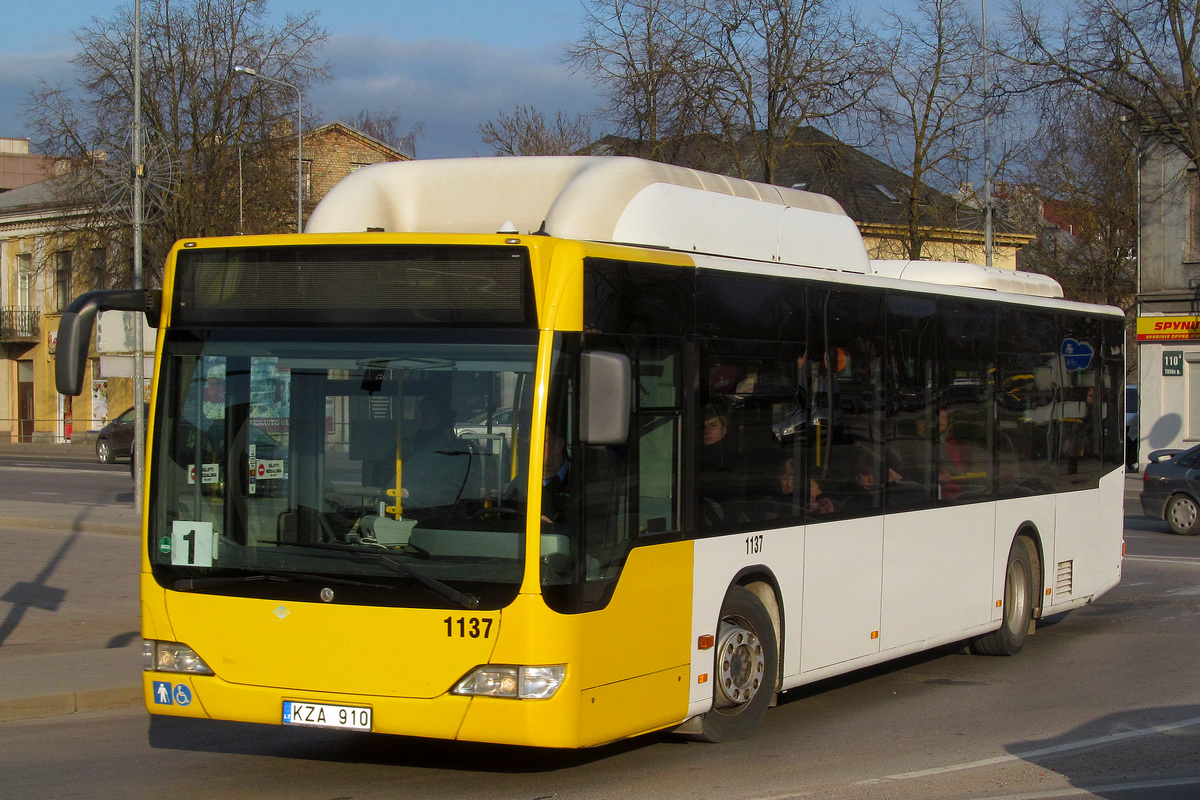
[55,156,1125,747]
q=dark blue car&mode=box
[1141,444,1200,535]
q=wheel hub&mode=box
[1169,499,1197,530]
[714,621,765,708]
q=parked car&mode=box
[95,405,147,463]
[454,408,513,439]
[1140,444,1200,535]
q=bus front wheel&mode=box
[971,538,1034,656]
[695,585,778,743]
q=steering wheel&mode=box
[471,505,519,519]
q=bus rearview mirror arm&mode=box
[580,351,631,446]
[55,289,163,397]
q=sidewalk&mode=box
[0,439,143,721]
[0,457,1151,724]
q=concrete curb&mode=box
[0,646,144,722]
[3,514,141,537]
[0,686,143,721]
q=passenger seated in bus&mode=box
[928,408,985,501]
[757,454,805,521]
[808,476,835,516]
[699,406,744,527]
[844,453,902,512]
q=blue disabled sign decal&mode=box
[1061,338,1094,372]
[152,681,193,706]
[172,684,193,706]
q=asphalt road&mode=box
[0,455,133,507]
[0,460,1196,800]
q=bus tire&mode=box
[1165,494,1200,535]
[971,538,1034,656]
[694,584,778,743]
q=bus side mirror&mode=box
[55,289,162,396]
[580,351,631,446]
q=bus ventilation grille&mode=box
[1055,560,1074,596]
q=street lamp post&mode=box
[233,65,303,233]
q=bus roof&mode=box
[870,260,1064,299]
[304,155,872,273]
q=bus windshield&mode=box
[148,327,536,610]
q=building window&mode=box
[16,253,33,308]
[90,247,107,288]
[300,158,313,200]
[1188,353,1200,441]
[55,251,72,312]
[1190,168,1200,259]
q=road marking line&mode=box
[857,715,1200,785]
[1125,555,1200,566]
[0,465,117,475]
[968,776,1200,800]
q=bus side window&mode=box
[812,289,884,517]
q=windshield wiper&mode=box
[175,569,393,592]
[264,540,479,609]
[175,574,288,591]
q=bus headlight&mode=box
[452,665,565,699]
[142,639,214,675]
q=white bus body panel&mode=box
[879,504,997,652]
[799,517,884,672]
[687,471,1122,715]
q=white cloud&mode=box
[2,35,606,159]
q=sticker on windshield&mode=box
[171,521,215,567]
[187,463,220,485]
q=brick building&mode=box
[0,137,55,194]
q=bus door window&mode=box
[938,300,995,503]
[884,293,937,510]
[996,307,1058,494]
[543,334,684,612]
[1057,315,1103,488]
[1100,318,1126,473]
[811,289,884,516]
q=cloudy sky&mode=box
[0,0,605,159]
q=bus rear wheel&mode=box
[695,585,778,743]
[971,538,1034,656]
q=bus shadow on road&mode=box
[1124,514,1172,534]
[1007,706,1200,799]
[146,714,667,771]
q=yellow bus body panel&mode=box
[141,538,694,746]
[143,232,699,746]
[458,540,694,747]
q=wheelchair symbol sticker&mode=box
[172,683,192,706]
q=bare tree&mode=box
[1010,0,1200,170]
[567,0,720,163]
[343,108,423,157]
[690,0,876,184]
[479,105,593,156]
[1013,88,1137,308]
[864,0,992,260]
[24,0,329,288]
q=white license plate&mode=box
[282,700,372,731]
